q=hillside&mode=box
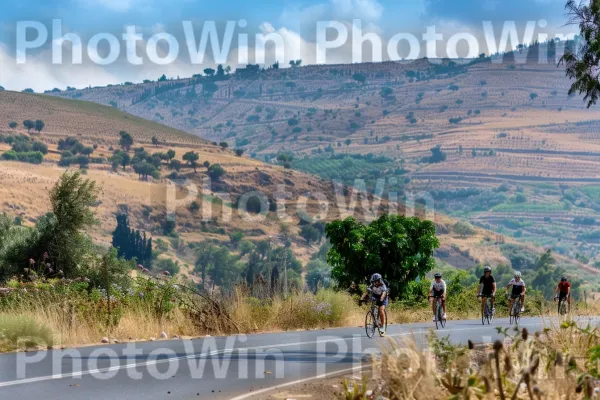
[46,46,600,273]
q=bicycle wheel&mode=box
[365,310,376,338]
[437,302,445,328]
[378,310,387,336]
[481,300,485,325]
[514,301,520,324]
[488,301,494,325]
[509,300,515,325]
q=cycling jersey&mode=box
[368,283,388,298]
[508,278,525,296]
[479,275,495,296]
[430,279,446,297]
[558,281,570,294]
[367,283,388,306]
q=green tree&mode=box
[560,1,600,107]
[306,259,332,292]
[300,225,320,244]
[8,122,17,130]
[48,171,100,276]
[151,136,159,146]
[208,163,225,180]
[166,149,176,162]
[182,151,199,172]
[326,215,439,299]
[34,120,45,133]
[119,131,134,151]
[229,231,245,249]
[453,221,475,237]
[23,120,34,133]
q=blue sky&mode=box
[0,0,574,91]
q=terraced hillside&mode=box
[47,45,600,268]
[5,91,563,287]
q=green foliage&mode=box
[453,221,475,237]
[207,163,225,180]
[111,214,153,269]
[326,215,439,299]
[153,258,180,275]
[0,315,54,351]
[119,131,133,151]
[306,259,333,292]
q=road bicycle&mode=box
[479,295,494,325]
[429,295,446,329]
[508,294,522,325]
[364,298,387,338]
[556,294,569,316]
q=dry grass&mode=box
[345,316,600,400]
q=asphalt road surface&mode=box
[0,316,590,400]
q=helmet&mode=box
[484,266,492,273]
[514,271,521,278]
[561,276,567,282]
[434,272,442,279]
[370,273,382,283]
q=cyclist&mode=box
[477,266,496,315]
[506,271,526,316]
[428,272,447,321]
[360,273,388,334]
[554,276,571,313]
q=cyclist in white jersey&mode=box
[506,271,526,315]
[428,272,447,321]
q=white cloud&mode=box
[0,43,118,91]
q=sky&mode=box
[0,0,577,91]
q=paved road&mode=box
[0,316,591,400]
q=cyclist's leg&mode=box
[480,296,485,314]
[441,294,446,314]
[491,294,495,310]
[520,293,525,311]
[378,304,386,329]
[431,296,436,320]
[508,298,514,316]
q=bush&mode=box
[0,315,54,351]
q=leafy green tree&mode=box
[166,149,176,162]
[23,120,34,132]
[300,225,320,244]
[119,131,134,151]
[8,122,17,130]
[208,163,225,180]
[202,81,218,99]
[306,259,332,292]
[133,161,159,180]
[229,231,245,249]
[182,151,199,172]
[326,215,439,299]
[169,159,182,171]
[48,171,100,276]
[453,221,475,237]
[34,120,45,133]
[151,136,159,146]
[560,1,600,107]
[352,73,367,84]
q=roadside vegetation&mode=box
[0,174,594,352]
